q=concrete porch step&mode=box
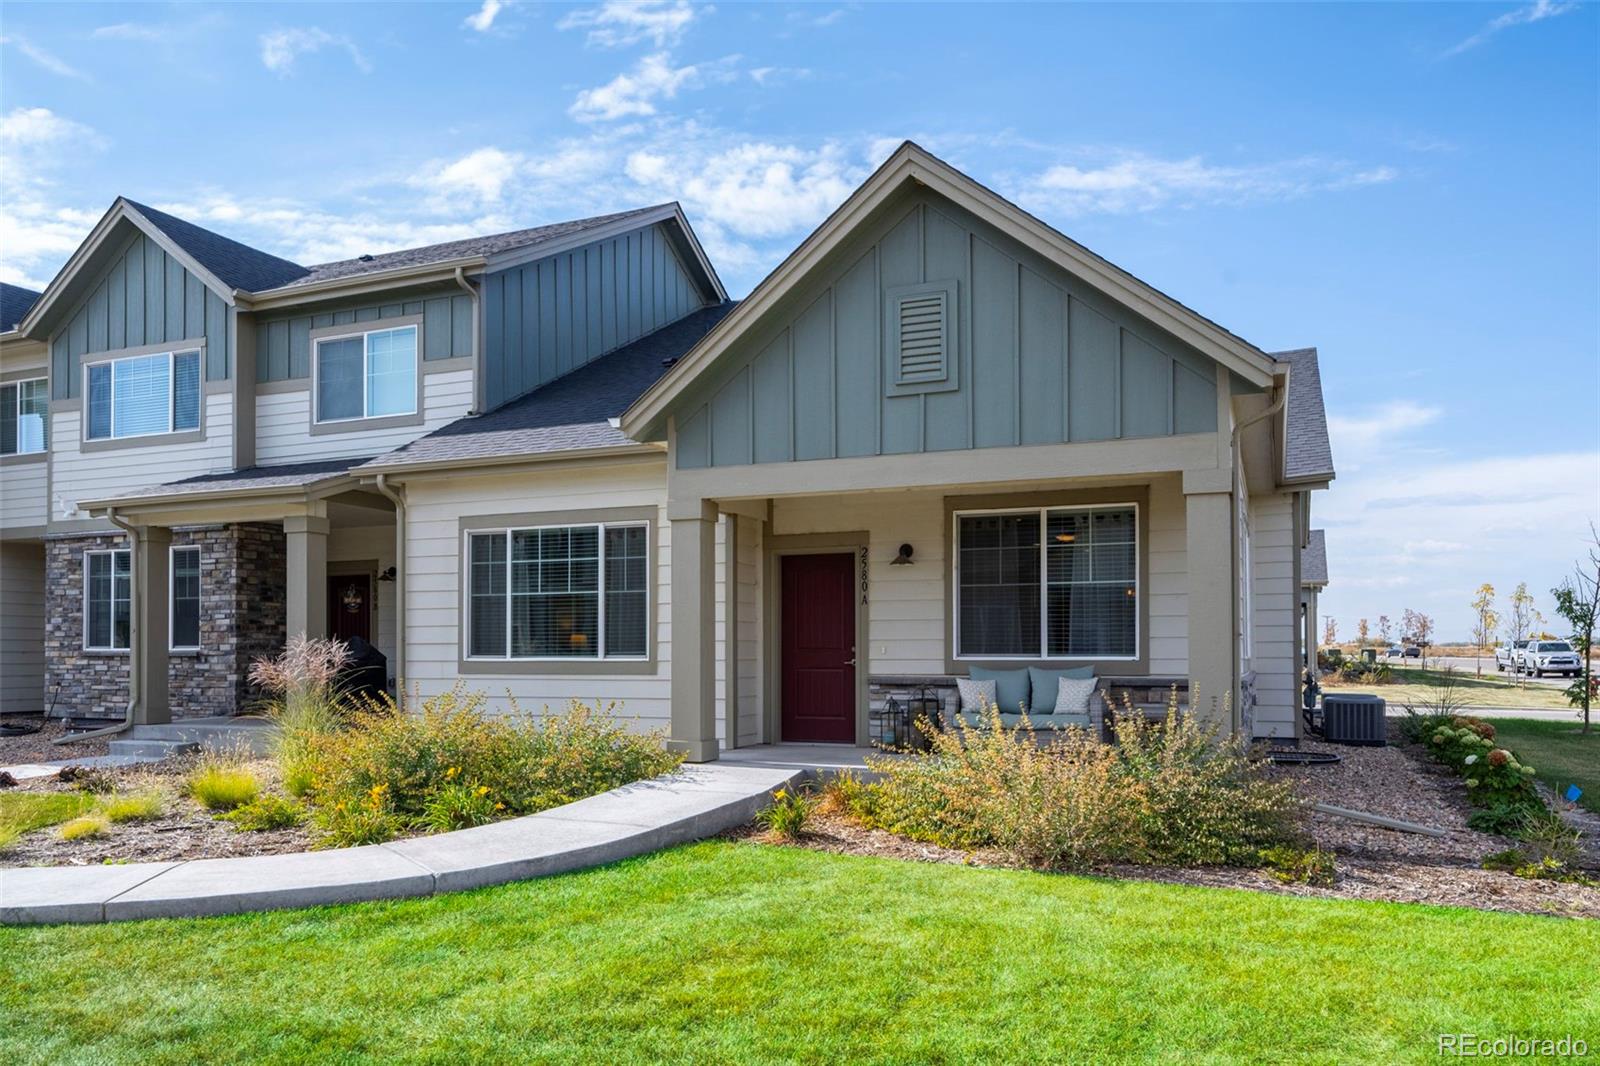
[107,739,199,760]
[119,718,275,757]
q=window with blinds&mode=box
[171,546,202,650]
[0,377,47,455]
[885,280,959,396]
[85,549,131,651]
[84,351,200,441]
[956,505,1137,659]
[315,325,418,423]
[467,522,650,661]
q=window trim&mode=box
[82,348,202,443]
[311,320,421,427]
[0,376,48,457]
[83,547,132,653]
[170,545,202,652]
[457,506,657,675]
[950,500,1142,665]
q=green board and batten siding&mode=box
[254,295,474,382]
[49,231,233,399]
[481,223,706,410]
[673,195,1220,469]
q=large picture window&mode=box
[171,546,202,650]
[85,351,200,441]
[955,505,1137,660]
[85,549,131,651]
[0,377,47,455]
[315,325,417,423]
[466,522,649,661]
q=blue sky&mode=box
[3,1,1596,641]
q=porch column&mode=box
[284,515,330,639]
[132,525,171,725]
[1303,588,1319,671]
[669,497,719,762]
[1183,476,1238,730]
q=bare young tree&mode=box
[1507,583,1541,644]
[1470,583,1499,677]
[1357,618,1370,648]
[1551,524,1600,735]
[1403,608,1435,667]
[1323,616,1338,649]
[1377,614,1393,647]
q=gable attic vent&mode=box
[885,280,959,397]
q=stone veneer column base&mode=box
[44,524,287,720]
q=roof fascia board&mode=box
[621,144,1276,439]
[119,202,240,309]
[77,474,358,514]
[240,257,488,311]
[355,441,664,480]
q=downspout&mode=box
[452,266,482,414]
[374,474,407,706]
[1223,381,1286,736]
[54,507,139,744]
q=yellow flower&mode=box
[445,766,460,779]
[494,802,505,811]
[475,785,490,797]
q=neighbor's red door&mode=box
[780,553,857,743]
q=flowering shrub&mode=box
[220,793,307,832]
[1424,722,1549,836]
[295,688,680,846]
[848,690,1304,871]
[755,787,814,840]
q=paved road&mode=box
[1384,705,1589,721]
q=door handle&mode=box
[844,659,857,667]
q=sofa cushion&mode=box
[970,666,1030,716]
[1052,675,1098,717]
[1027,666,1095,715]
[955,677,996,715]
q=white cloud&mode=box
[0,109,108,289]
[0,34,89,81]
[570,53,733,122]
[625,140,862,239]
[463,0,510,33]
[259,27,372,76]
[558,0,702,48]
[1016,152,1399,216]
[91,23,166,41]
[1326,401,1442,470]
[748,66,810,87]
[412,147,523,205]
[1443,0,1579,58]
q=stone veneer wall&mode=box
[44,524,286,720]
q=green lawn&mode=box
[0,792,96,851]
[1327,665,1577,710]
[1484,717,1600,814]
[3,843,1596,1064]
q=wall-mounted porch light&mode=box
[890,543,915,566]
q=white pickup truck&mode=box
[1519,640,1583,678]
[1495,641,1530,672]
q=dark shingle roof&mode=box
[1302,529,1329,587]
[361,302,734,471]
[1272,347,1335,482]
[126,200,312,292]
[274,205,673,290]
[1,283,42,332]
[105,457,370,502]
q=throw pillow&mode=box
[955,677,997,714]
[1053,676,1098,716]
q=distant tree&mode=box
[1357,618,1370,648]
[1507,583,1542,644]
[1551,524,1600,735]
[1403,608,1435,665]
[1470,583,1499,676]
[1377,614,1393,646]
[1323,617,1337,648]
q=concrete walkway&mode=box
[1,761,807,926]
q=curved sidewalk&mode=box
[1,762,805,926]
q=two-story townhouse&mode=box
[1,283,50,715]
[2,143,1333,758]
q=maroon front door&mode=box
[780,553,857,743]
[328,575,372,646]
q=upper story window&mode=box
[85,351,201,441]
[466,522,650,661]
[954,504,1137,660]
[315,325,418,424]
[0,377,48,455]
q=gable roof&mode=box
[358,301,735,474]
[125,200,312,292]
[0,283,42,333]
[622,141,1280,441]
[1271,347,1335,482]
[1302,529,1329,587]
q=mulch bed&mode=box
[1,754,316,866]
[729,729,1600,920]
[0,718,111,766]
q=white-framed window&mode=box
[953,504,1138,660]
[465,521,650,661]
[85,350,201,441]
[171,545,202,651]
[0,377,47,454]
[314,325,418,424]
[84,548,132,651]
